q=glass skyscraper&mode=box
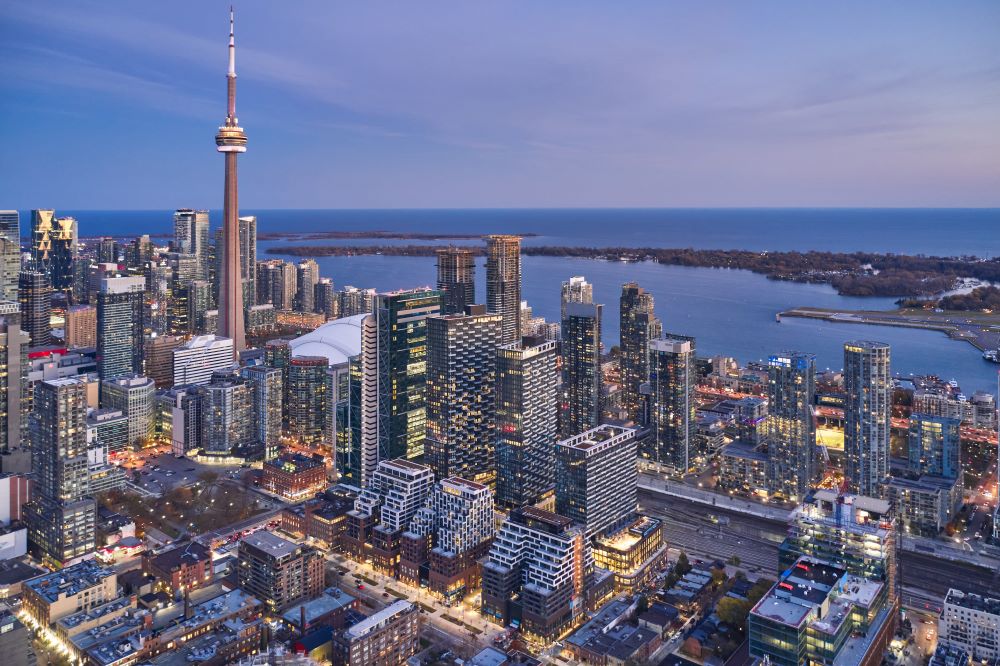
[766,351,817,501]
[650,334,697,470]
[844,340,891,497]
[561,302,603,437]
[619,282,661,423]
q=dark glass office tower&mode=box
[30,209,77,296]
[436,247,476,315]
[96,276,146,381]
[376,288,442,461]
[17,270,51,347]
[650,334,697,470]
[619,282,661,423]
[561,302,602,437]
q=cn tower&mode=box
[215,7,247,357]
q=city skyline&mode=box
[2,2,1000,209]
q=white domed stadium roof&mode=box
[289,313,365,366]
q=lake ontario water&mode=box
[53,208,1000,394]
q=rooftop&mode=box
[556,424,636,455]
[289,314,365,366]
[945,588,1000,615]
[25,559,114,603]
[281,588,356,626]
[240,530,300,559]
[343,600,415,640]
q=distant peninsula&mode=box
[265,243,1000,298]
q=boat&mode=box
[775,313,781,323]
[984,349,1000,363]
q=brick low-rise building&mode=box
[331,600,420,666]
[143,541,212,595]
[262,453,327,502]
[237,531,324,613]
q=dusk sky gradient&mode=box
[2,1,999,209]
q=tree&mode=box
[715,597,751,628]
[712,569,728,588]
[748,578,776,605]
[675,551,692,576]
[636,595,650,614]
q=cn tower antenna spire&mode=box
[216,7,248,358]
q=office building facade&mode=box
[30,210,77,295]
[561,302,603,437]
[100,374,155,447]
[0,211,19,303]
[17,271,51,347]
[96,276,145,380]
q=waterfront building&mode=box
[374,288,441,461]
[561,302,603,436]
[779,489,897,599]
[30,210,77,296]
[314,277,337,318]
[495,337,559,510]
[100,374,155,447]
[96,275,145,381]
[288,355,329,447]
[338,285,376,317]
[939,589,1000,663]
[0,211,19,303]
[215,10,249,357]
[481,507,610,642]
[844,341,891,497]
[262,453,327,501]
[237,530,324,612]
[65,304,97,349]
[400,477,495,602]
[199,370,252,456]
[0,316,30,454]
[619,282,661,423]
[909,413,962,479]
[295,259,319,313]
[554,424,637,537]
[560,276,593,322]
[344,459,435,573]
[436,247,476,314]
[913,390,997,431]
[241,365,282,459]
[17,270,51,347]
[331,600,421,666]
[485,235,522,344]
[765,352,817,501]
[748,558,894,666]
[256,259,297,309]
[23,377,96,567]
[425,305,503,486]
[172,334,235,386]
[649,334,697,471]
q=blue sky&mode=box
[2,1,998,209]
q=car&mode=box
[382,592,389,598]
[357,583,364,590]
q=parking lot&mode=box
[126,452,249,496]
